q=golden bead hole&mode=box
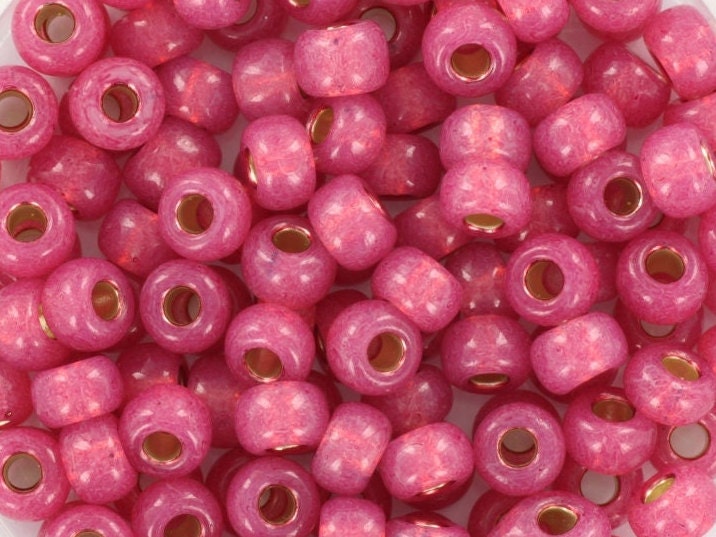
[33,3,75,43]
[463,213,505,234]
[258,485,298,526]
[360,7,397,42]
[367,332,406,373]
[469,373,510,391]
[308,107,334,144]
[642,474,675,504]
[272,225,312,254]
[162,286,201,326]
[669,422,711,461]
[645,247,685,284]
[244,347,283,381]
[603,177,642,217]
[6,202,47,242]
[92,280,121,321]
[450,44,493,81]
[537,505,579,535]
[0,90,33,133]
[591,395,635,422]
[101,83,140,123]
[75,531,104,537]
[662,354,701,381]
[524,260,564,301]
[176,194,214,235]
[142,431,183,463]
[580,470,620,506]
[164,514,203,537]
[498,428,537,468]
[2,452,43,493]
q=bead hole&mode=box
[33,3,75,43]
[591,396,635,422]
[404,512,452,528]
[450,44,493,82]
[244,347,283,381]
[237,0,257,23]
[498,428,537,468]
[662,354,700,381]
[642,474,675,504]
[308,107,334,144]
[360,7,397,42]
[164,514,202,537]
[101,84,139,123]
[163,286,201,326]
[645,247,685,284]
[537,505,579,535]
[579,470,620,506]
[288,0,309,7]
[524,260,564,301]
[367,332,406,373]
[0,90,33,133]
[272,225,312,254]
[75,531,104,537]
[463,213,504,234]
[639,319,675,339]
[258,485,298,526]
[142,431,183,463]
[702,141,716,177]
[176,194,214,235]
[470,373,510,390]
[2,452,43,493]
[603,177,642,217]
[92,280,121,321]
[6,202,47,242]
[669,422,711,460]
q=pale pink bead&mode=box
[496,0,568,43]
[388,513,469,537]
[320,497,385,537]
[664,92,716,150]
[0,362,32,429]
[572,0,659,41]
[173,0,250,29]
[39,504,135,537]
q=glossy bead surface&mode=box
[572,0,659,40]
[0,362,32,429]
[651,411,716,477]
[173,0,250,28]
[468,490,521,537]
[320,497,385,537]
[39,504,135,537]
[279,0,357,25]
[498,0,568,42]
[206,0,288,51]
[388,513,469,537]
[116,342,185,404]
[119,384,211,477]
[664,91,716,151]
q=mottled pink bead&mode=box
[698,204,716,273]
[422,4,517,97]
[664,92,716,150]
[0,65,58,160]
[585,242,620,303]
[227,456,320,537]
[39,504,135,537]
[279,0,357,24]
[468,490,521,537]
[119,384,211,477]
[628,466,716,537]
[504,233,599,326]
[699,324,716,375]
[652,411,716,477]
[326,299,422,396]
[616,230,708,325]
[206,0,288,51]
[644,5,716,100]
[0,362,32,429]
[205,447,253,524]
[388,513,469,537]
[110,0,203,67]
[496,0,568,42]
[0,427,70,521]
[320,497,385,537]
[312,402,391,495]
[173,0,250,28]
[132,477,223,537]
[572,0,659,41]
[116,342,185,405]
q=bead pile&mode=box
[2,0,716,536]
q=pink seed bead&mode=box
[616,230,708,325]
[388,513,469,537]
[504,233,599,326]
[0,362,32,429]
[205,447,253,524]
[110,0,203,68]
[39,504,135,537]
[225,303,315,385]
[496,0,568,43]
[439,103,531,171]
[562,386,657,475]
[374,62,456,134]
[173,0,250,28]
[628,466,716,537]
[319,497,385,537]
[439,159,532,239]
[534,93,626,178]
[698,204,716,273]
[699,325,716,375]
[294,20,389,97]
[116,342,185,404]
[227,456,320,537]
[326,299,422,396]
[68,57,165,151]
[132,477,223,537]
[652,412,716,477]
[664,92,716,150]
[422,3,517,97]
[58,414,137,504]
[0,427,70,521]
[119,384,211,477]
[312,402,391,495]
[571,0,659,41]
[644,5,716,100]
[140,260,232,354]
[279,0,357,24]
[379,422,474,507]
[468,490,521,537]
[206,0,288,51]
[41,257,136,352]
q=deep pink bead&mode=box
[278,0,357,24]
[12,0,108,77]
[474,396,565,496]
[624,344,716,426]
[0,279,71,372]
[628,466,716,537]
[644,5,716,100]
[110,0,203,68]
[0,427,70,521]
[616,230,707,325]
[497,0,568,42]
[567,150,658,242]
[664,92,716,150]
[227,456,320,537]
[699,324,716,375]
[206,0,288,51]
[307,95,387,175]
[387,513,469,537]
[42,257,136,352]
[422,4,516,97]
[294,21,389,97]
[59,414,137,504]
[225,303,315,385]
[562,386,657,475]
[504,233,599,326]
[312,402,391,495]
[173,0,250,28]
[119,384,211,477]
[571,0,659,41]
[132,477,223,537]
[0,362,32,429]
[468,490,521,537]
[320,497,385,537]
[28,135,121,221]
[362,364,453,437]
[495,38,583,127]
[698,205,716,273]
[531,312,628,396]
[488,490,611,537]
[0,183,75,279]
[308,369,344,413]
[205,447,253,523]
[652,411,716,477]
[534,93,626,178]
[232,38,308,122]
[326,299,422,396]
[68,57,165,151]
[308,175,395,271]
[32,355,124,429]
[39,504,135,537]
[116,343,185,405]
[439,104,531,171]
[439,159,531,239]
[140,260,232,354]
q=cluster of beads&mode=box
[3,0,716,537]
